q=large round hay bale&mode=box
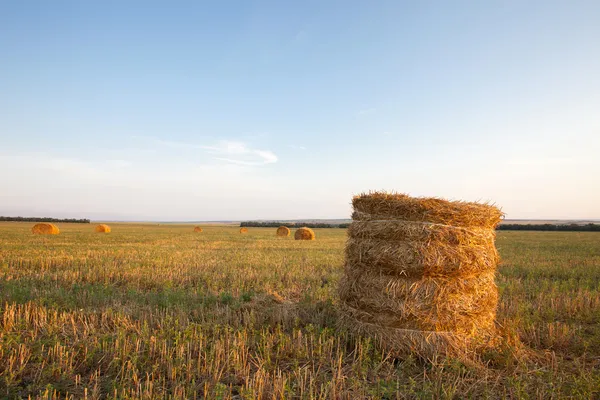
[32,223,59,235]
[276,226,291,237]
[240,227,248,234]
[294,227,315,240]
[95,224,111,233]
[193,226,203,233]
[338,192,502,359]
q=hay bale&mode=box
[294,227,315,240]
[276,226,291,237]
[95,224,111,233]
[240,227,248,234]
[32,223,59,235]
[193,226,203,233]
[338,192,502,359]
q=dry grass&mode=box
[31,223,60,235]
[276,226,290,237]
[95,224,111,233]
[0,223,599,399]
[294,227,315,241]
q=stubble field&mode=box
[0,222,599,399]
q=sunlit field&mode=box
[0,222,599,399]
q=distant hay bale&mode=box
[32,223,59,235]
[240,227,248,234]
[95,224,111,233]
[338,192,503,359]
[294,227,315,240]
[193,226,203,233]
[276,226,291,237]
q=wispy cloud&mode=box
[133,136,278,166]
[254,149,278,163]
[213,145,278,166]
[200,140,277,166]
[357,108,376,116]
[0,150,281,220]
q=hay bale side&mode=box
[344,236,498,277]
[193,226,203,233]
[32,223,60,235]
[339,192,502,359]
[276,226,291,237]
[337,305,474,359]
[240,227,249,234]
[294,227,315,240]
[347,219,496,244]
[338,271,497,334]
[95,224,111,233]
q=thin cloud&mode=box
[253,150,278,164]
[204,141,277,165]
[133,136,278,166]
[214,148,277,166]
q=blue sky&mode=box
[1,1,599,221]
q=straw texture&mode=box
[352,192,502,229]
[294,227,315,241]
[338,192,503,359]
[276,226,291,237]
[32,223,59,235]
[95,224,111,233]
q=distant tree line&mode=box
[0,216,91,224]
[497,223,600,232]
[242,221,600,232]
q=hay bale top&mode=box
[352,192,503,229]
[276,226,291,237]
[240,227,248,234]
[295,227,315,240]
[95,224,111,233]
[32,223,60,235]
[193,226,203,233]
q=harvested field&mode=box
[0,222,598,398]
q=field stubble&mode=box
[0,223,599,399]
